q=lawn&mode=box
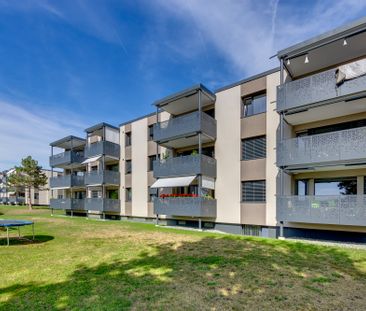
[1,206,366,310]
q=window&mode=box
[295,180,308,196]
[125,160,132,174]
[242,180,266,202]
[34,193,39,200]
[125,188,132,202]
[91,165,98,171]
[148,156,155,171]
[242,136,266,160]
[314,178,357,195]
[148,125,154,141]
[241,93,266,117]
[125,132,132,146]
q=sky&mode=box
[1,0,366,170]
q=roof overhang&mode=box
[277,17,366,78]
[153,84,216,116]
[85,122,119,133]
[50,135,86,149]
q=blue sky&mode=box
[1,0,366,170]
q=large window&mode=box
[125,132,132,146]
[125,188,132,202]
[242,136,266,160]
[241,93,266,117]
[125,160,132,174]
[241,180,266,202]
[314,178,357,195]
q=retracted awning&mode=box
[81,155,101,164]
[151,176,196,188]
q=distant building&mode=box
[0,168,59,206]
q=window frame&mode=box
[241,93,267,118]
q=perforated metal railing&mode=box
[153,154,216,178]
[153,111,216,142]
[277,195,366,226]
[277,126,366,167]
[277,67,366,112]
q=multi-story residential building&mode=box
[0,168,57,206]
[49,17,366,241]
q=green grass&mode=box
[1,205,366,310]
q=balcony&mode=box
[153,154,216,178]
[8,197,25,205]
[84,170,120,185]
[277,195,366,226]
[153,197,217,218]
[50,198,86,210]
[277,67,366,113]
[50,175,85,188]
[84,141,120,159]
[49,151,84,168]
[277,126,366,168]
[153,112,216,148]
[85,198,120,213]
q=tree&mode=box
[7,156,47,210]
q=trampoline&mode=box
[0,220,34,246]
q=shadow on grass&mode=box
[0,235,54,246]
[1,236,365,310]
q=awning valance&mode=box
[151,176,196,188]
[81,156,101,164]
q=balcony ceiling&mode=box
[50,135,85,149]
[285,97,366,125]
[154,84,216,116]
[278,17,366,78]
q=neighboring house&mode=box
[0,168,59,206]
[49,17,366,241]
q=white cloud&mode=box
[153,0,366,76]
[0,100,87,171]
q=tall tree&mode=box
[7,156,47,210]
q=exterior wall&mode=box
[266,72,280,226]
[131,118,149,217]
[215,85,241,224]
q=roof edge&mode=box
[215,67,279,93]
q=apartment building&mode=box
[49,17,366,240]
[0,168,56,206]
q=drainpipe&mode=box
[51,145,54,215]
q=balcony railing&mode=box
[84,141,120,159]
[277,195,366,226]
[153,154,216,178]
[84,170,120,185]
[50,151,84,167]
[50,198,86,210]
[8,197,25,205]
[153,197,217,217]
[50,175,85,188]
[277,126,366,168]
[277,67,366,112]
[153,111,216,143]
[85,198,120,213]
